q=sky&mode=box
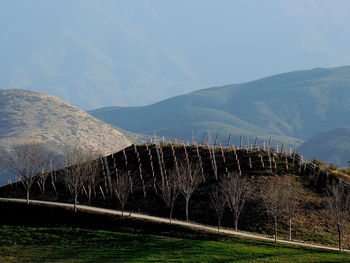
[133,0,350,85]
[1,0,350,109]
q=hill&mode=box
[90,66,350,147]
[1,143,342,247]
[0,89,131,155]
[297,127,350,166]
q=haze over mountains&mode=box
[2,1,350,165]
[2,1,350,109]
[0,89,131,155]
[0,67,349,166]
[297,127,350,166]
[0,0,204,109]
[90,66,350,151]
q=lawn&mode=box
[0,222,349,263]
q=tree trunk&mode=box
[185,198,189,222]
[121,207,124,219]
[169,204,174,224]
[26,188,30,204]
[274,216,278,243]
[218,219,221,232]
[337,225,342,251]
[74,194,78,212]
[88,188,92,205]
[289,218,292,241]
[234,216,238,231]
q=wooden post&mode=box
[207,142,217,179]
[253,137,258,150]
[195,142,205,182]
[220,146,228,174]
[272,156,277,170]
[280,143,284,154]
[201,132,207,146]
[226,134,232,147]
[260,154,265,168]
[122,149,128,168]
[103,156,113,199]
[237,159,242,176]
[183,143,191,173]
[213,133,219,147]
[146,143,157,193]
[212,145,218,179]
[99,186,106,200]
[134,144,146,198]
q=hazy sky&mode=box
[1,0,350,108]
[132,0,350,85]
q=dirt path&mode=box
[0,197,346,252]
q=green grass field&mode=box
[0,222,349,263]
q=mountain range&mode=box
[1,66,350,166]
[90,66,350,152]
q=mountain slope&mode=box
[0,89,131,155]
[297,127,350,166]
[90,66,350,147]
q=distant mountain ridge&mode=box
[90,66,350,148]
[297,127,350,166]
[0,89,131,155]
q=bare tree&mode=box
[260,179,284,242]
[36,154,60,197]
[62,147,89,212]
[36,168,47,197]
[222,172,251,231]
[83,152,101,205]
[158,169,180,223]
[210,185,227,231]
[7,140,51,204]
[113,170,132,218]
[281,177,302,241]
[327,182,350,251]
[177,161,203,221]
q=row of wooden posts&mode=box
[99,139,307,200]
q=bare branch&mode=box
[62,147,97,211]
[327,182,350,251]
[177,161,203,221]
[281,177,302,241]
[260,179,285,242]
[84,152,101,205]
[210,185,227,231]
[222,172,251,231]
[113,170,132,218]
[158,169,180,223]
[7,140,51,204]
